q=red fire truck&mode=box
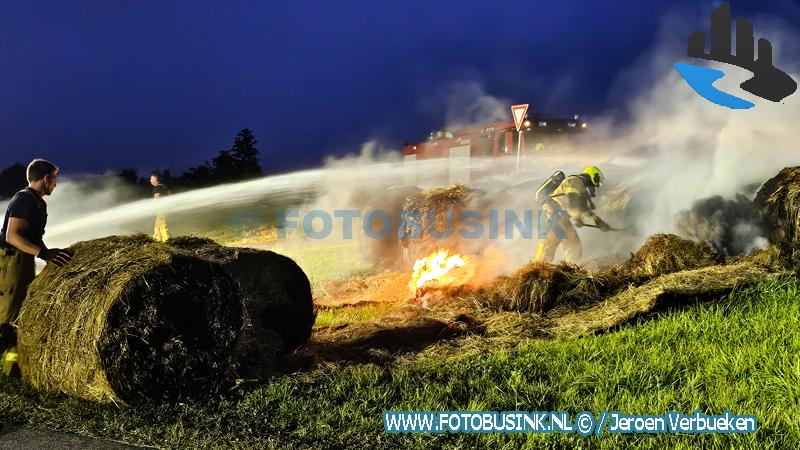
[401,111,588,185]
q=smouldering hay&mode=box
[676,194,765,257]
[168,237,314,378]
[548,261,775,337]
[400,184,477,260]
[755,166,800,259]
[600,184,633,218]
[484,262,609,314]
[604,233,717,283]
[17,235,243,404]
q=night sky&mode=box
[1,1,797,175]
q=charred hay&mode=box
[168,237,314,378]
[399,184,485,262]
[16,235,243,404]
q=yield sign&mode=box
[511,104,529,132]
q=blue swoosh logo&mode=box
[674,63,755,109]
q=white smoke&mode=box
[25,4,800,277]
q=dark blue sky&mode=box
[0,0,797,174]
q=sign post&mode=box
[511,104,529,173]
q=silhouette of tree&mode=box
[180,161,214,188]
[107,128,263,196]
[116,169,139,186]
[230,128,262,178]
[210,128,262,183]
[0,163,27,199]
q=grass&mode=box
[314,302,398,328]
[1,277,799,449]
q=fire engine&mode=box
[401,110,588,186]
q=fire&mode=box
[409,249,466,293]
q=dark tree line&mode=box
[0,129,262,200]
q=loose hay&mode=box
[168,237,314,378]
[484,262,610,314]
[547,261,774,337]
[17,235,243,404]
[605,233,718,283]
[755,166,800,260]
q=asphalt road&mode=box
[0,424,152,450]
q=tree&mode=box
[211,129,262,183]
[0,163,27,199]
[180,161,215,188]
[116,169,139,186]
[229,128,262,178]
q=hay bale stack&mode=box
[168,237,314,377]
[604,234,717,284]
[755,167,800,259]
[485,262,609,314]
[17,235,243,404]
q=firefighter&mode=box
[0,159,72,376]
[534,166,612,264]
[150,171,170,242]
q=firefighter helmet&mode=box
[583,166,604,187]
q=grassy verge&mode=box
[1,277,799,449]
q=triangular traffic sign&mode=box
[511,104,529,132]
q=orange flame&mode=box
[409,249,466,293]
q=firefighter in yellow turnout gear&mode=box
[535,166,612,264]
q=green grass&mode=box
[314,302,398,328]
[2,277,799,449]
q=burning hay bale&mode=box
[484,262,609,314]
[16,235,243,404]
[168,237,314,377]
[400,184,482,262]
[604,233,718,283]
[755,166,800,259]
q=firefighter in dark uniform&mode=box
[150,171,170,242]
[0,159,72,375]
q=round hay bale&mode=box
[168,237,314,378]
[485,262,607,314]
[359,185,422,269]
[754,167,800,258]
[17,235,243,404]
[605,233,717,283]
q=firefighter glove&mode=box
[38,248,74,267]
